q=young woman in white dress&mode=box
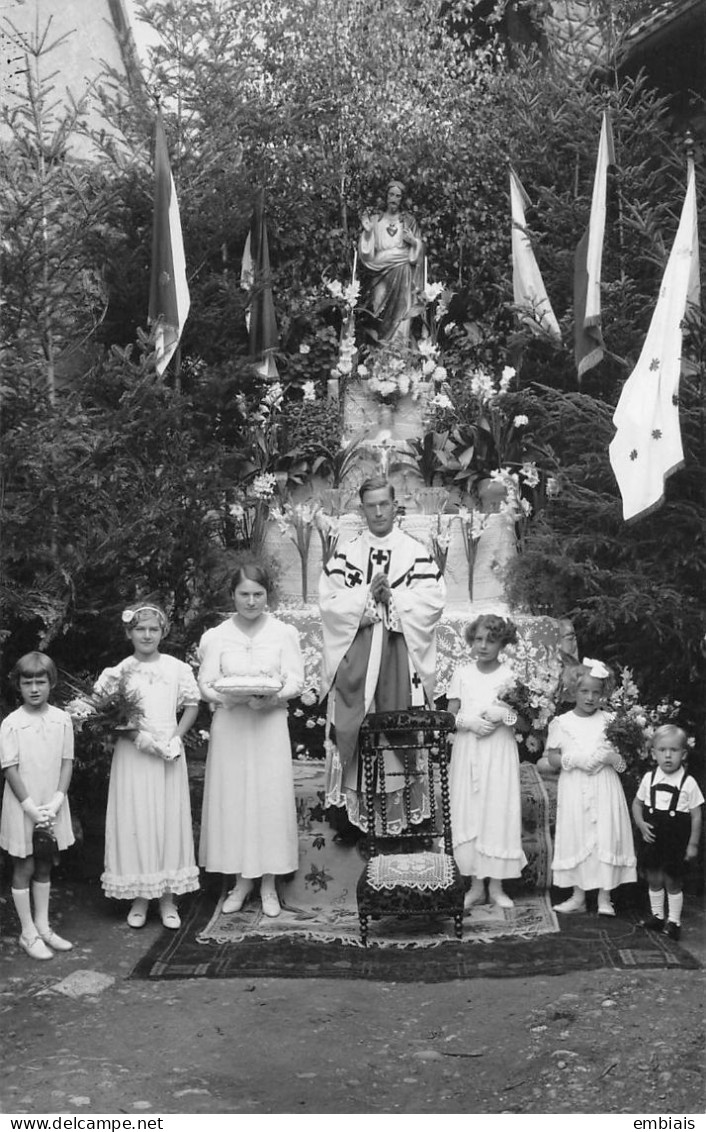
[96,604,201,929]
[197,565,304,918]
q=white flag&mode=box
[510,168,561,340]
[574,111,616,377]
[609,161,700,522]
[148,113,190,376]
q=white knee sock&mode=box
[649,888,665,919]
[31,881,51,934]
[12,888,36,937]
[667,891,683,925]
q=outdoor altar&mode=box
[255,210,544,613]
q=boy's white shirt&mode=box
[636,766,704,812]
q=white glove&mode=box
[164,736,183,762]
[135,730,168,758]
[21,797,46,824]
[588,743,625,773]
[456,714,496,737]
[483,703,507,724]
[45,791,65,817]
[560,752,576,770]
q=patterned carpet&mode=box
[130,891,700,982]
[129,761,699,981]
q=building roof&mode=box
[619,0,705,62]
[0,0,145,158]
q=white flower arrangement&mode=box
[421,281,444,303]
[367,352,419,403]
[260,382,284,412]
[269,500,320,602]
[251,472,278,500]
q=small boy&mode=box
[632,724,703,941]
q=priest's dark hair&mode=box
[358,476,395,503]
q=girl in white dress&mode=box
[546,658,636,916]
[0,652,75,960]
[448,616,527,911]
[198,565,304,918]
[96,604,201,929]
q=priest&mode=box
[319,476,446,831]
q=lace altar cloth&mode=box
[366,851,456,891]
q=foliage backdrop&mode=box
[1,0,704,750]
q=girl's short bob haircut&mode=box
[563,661,616,701]
[464,614,518,649]
[230,562,273,596]
[10,651,58,689]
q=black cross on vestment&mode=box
[411,671,422,688]
[367,546,391,582]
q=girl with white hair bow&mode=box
[546,658,637,917]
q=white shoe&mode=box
[19,933,54,961]
[598,900,616,917]
[127,898,149,928]
[159,898,181,930]
[222,880,253,914]
[464,883,486,911]
[261,890,281,918]
[489,884,514,909]
[553,895,586,914]
[38,929,73,951]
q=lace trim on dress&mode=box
[101,867,200,900]
[324,739,431,834]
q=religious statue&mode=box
[358,180,425,345]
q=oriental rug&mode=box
[129,892,700,982]
[191,759,557,950]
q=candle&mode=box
[352,248,357,281]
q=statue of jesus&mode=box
[359,180,425,346]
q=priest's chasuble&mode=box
[319,528,445,828]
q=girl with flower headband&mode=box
[94,602,201,929]
[546,657,636,917]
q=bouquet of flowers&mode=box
[604,668,652,779]
[494,677,555,739]
[63,676,144,740]
[601,667,694,786]
[495,637,561,759]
